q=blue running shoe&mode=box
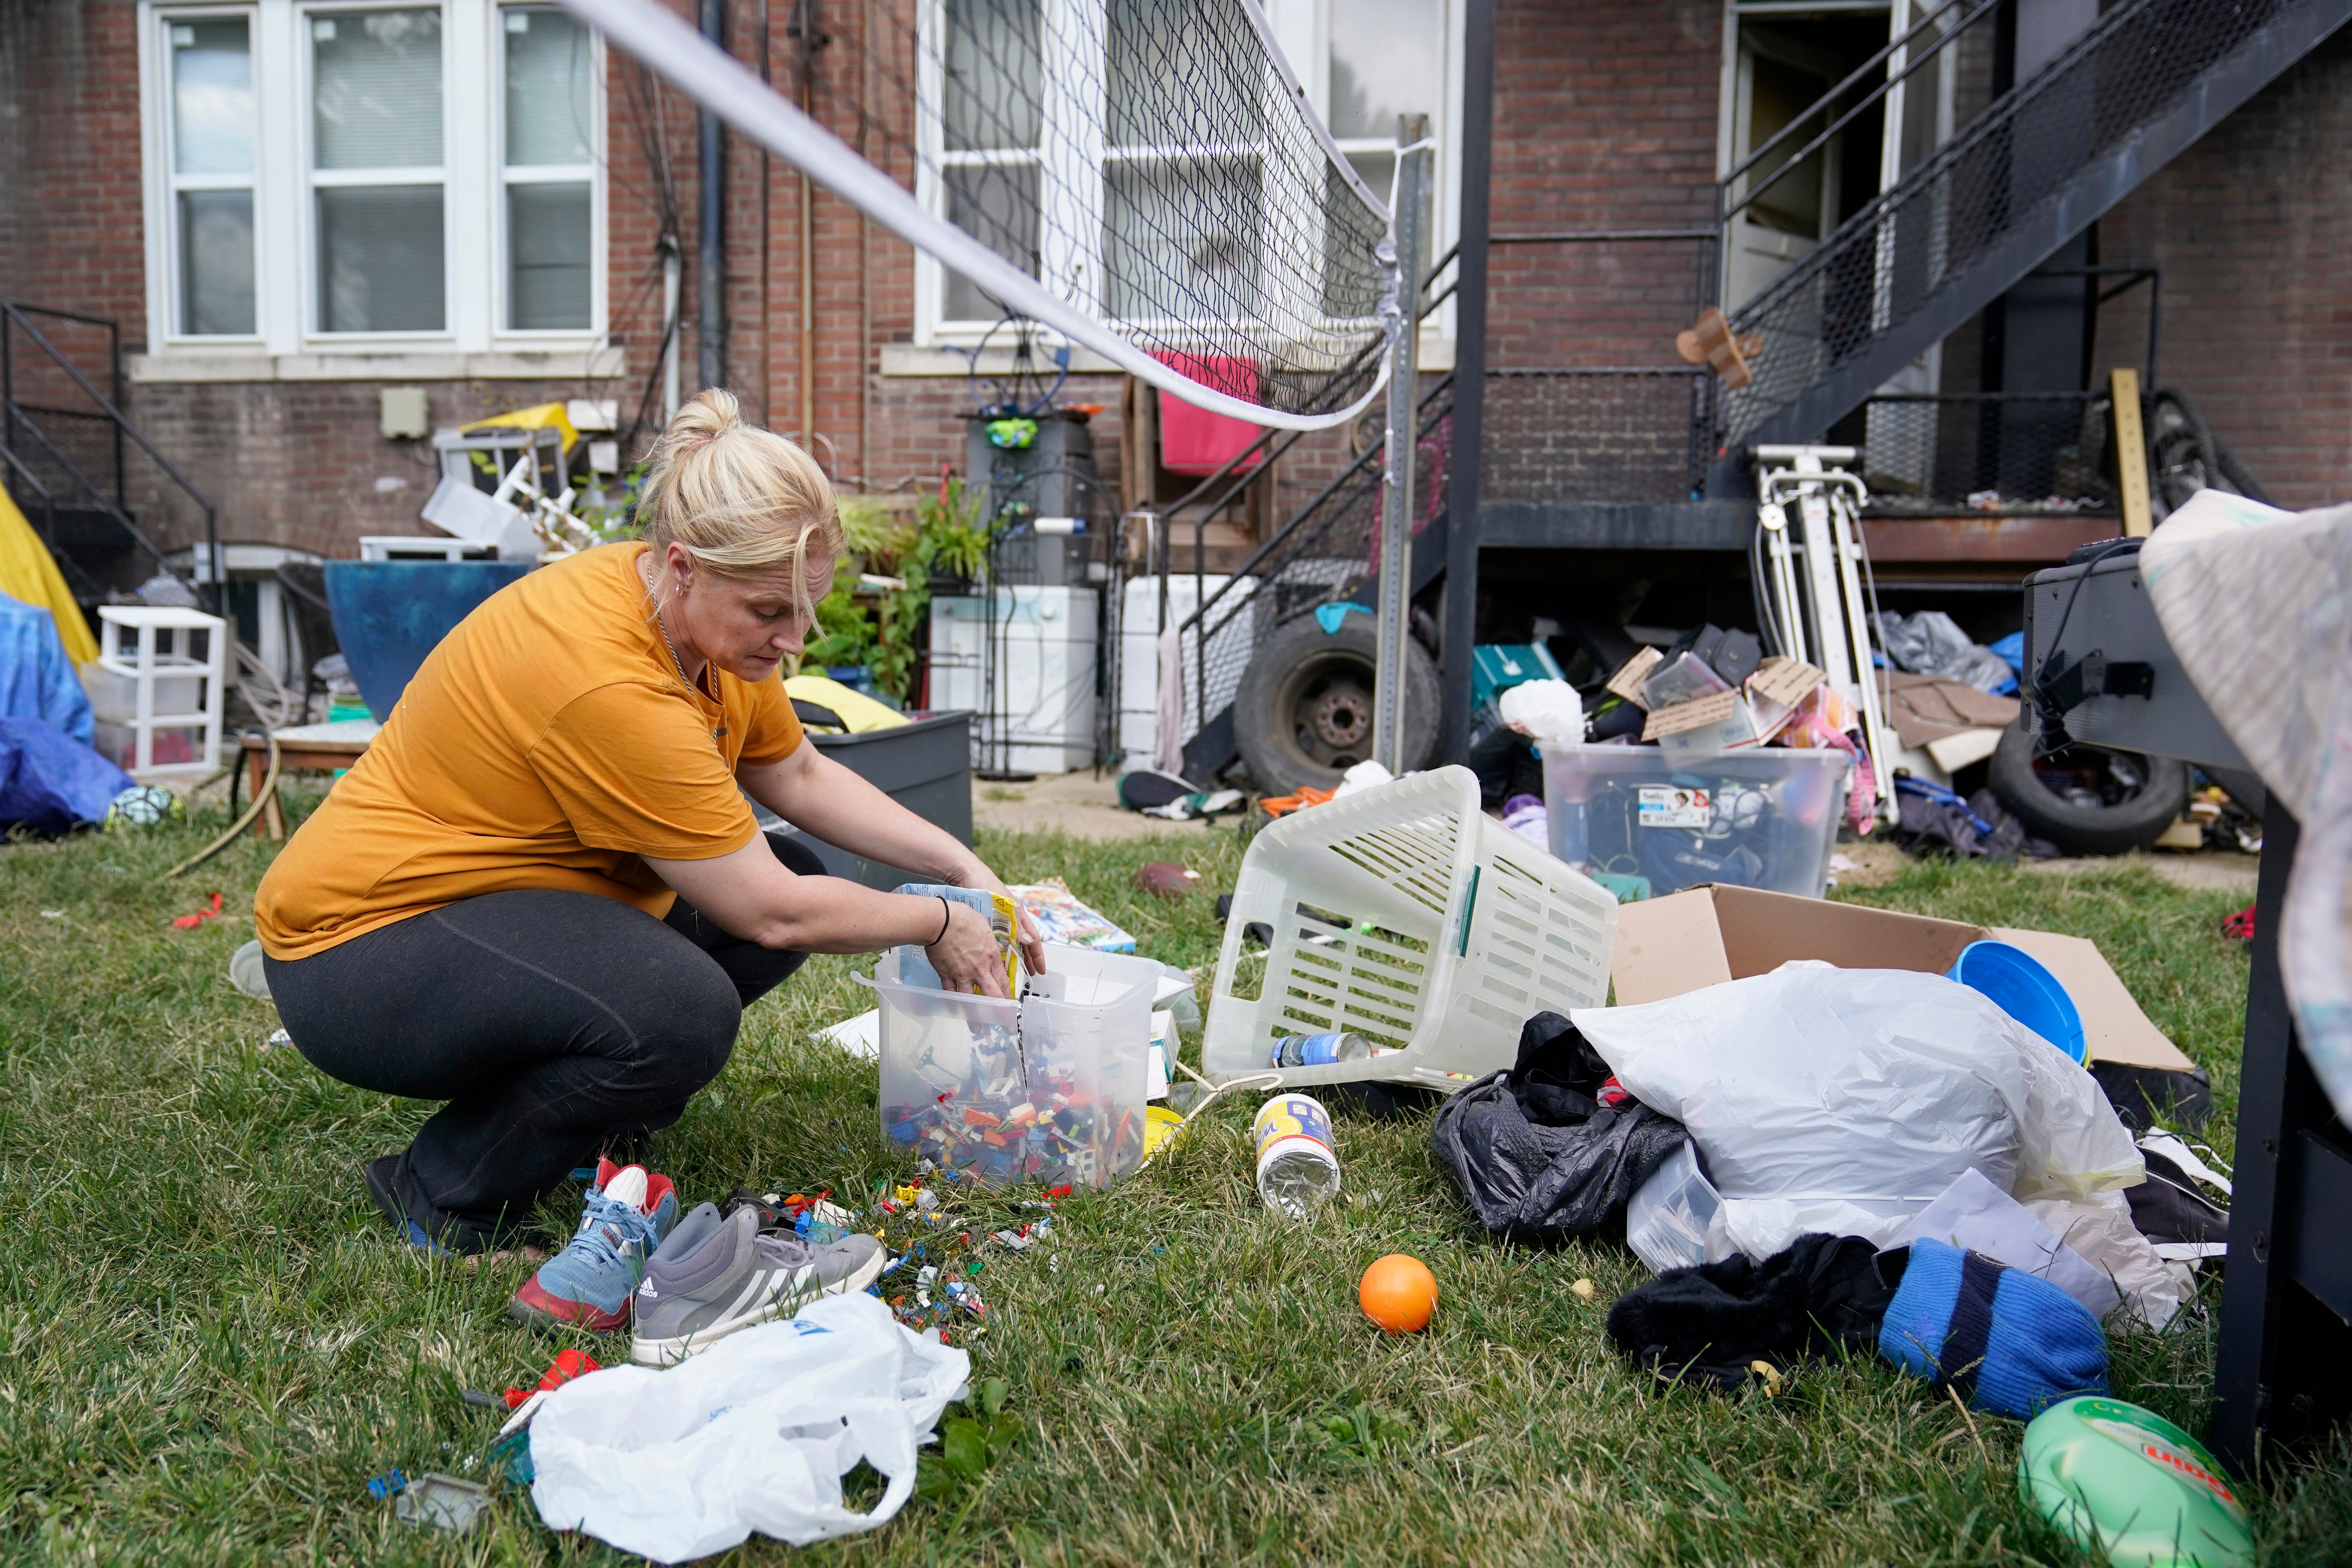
[510,1159,679,1331]
[367,1154,466,1258]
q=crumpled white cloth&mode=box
[530,1292,969,1563]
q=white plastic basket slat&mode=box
[1204,766,1617,1089]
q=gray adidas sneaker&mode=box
[630,1202,887,1367]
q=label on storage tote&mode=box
[1637,786,1711,829]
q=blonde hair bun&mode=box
[637,388,843,595]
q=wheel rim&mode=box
[2031,741,2151,811]
[1269,648,1377,776]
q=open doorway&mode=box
[1722,5,1895,312]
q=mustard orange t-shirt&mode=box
[255,543,804,960]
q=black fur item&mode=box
[1604,1234,1908,1392]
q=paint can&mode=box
[1252,1093,1341,1219]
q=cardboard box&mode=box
[1608,883,2198,1071]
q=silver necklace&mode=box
[654,596,695,692]
[653,588,729,753]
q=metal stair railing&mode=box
[1723,0,2352,452]
[0,436,103,602]
[1170,372,1455,761]
[2,302,219,610]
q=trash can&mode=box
[754,710,976,889]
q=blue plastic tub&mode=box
[323,561,533,722]
[1948,939,2087,1063]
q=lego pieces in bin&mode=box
[884,1059,1141,1188]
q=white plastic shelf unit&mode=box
[87,605,226,779]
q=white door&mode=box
[1724,28,1846,311]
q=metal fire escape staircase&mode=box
[1716,0,2352,472]
[0,303,217,609]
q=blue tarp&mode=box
[0,716,134,835]
[0,590,94,743]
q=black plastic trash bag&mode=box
[1431,1012,1688,1242]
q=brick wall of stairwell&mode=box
[2089,26,2352,512]
[1482,0,1724,373]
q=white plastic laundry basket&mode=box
[1203,766,1618,1089]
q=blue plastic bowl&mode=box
[1947,939,2087,1063]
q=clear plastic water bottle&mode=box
[1269,1032,1371,1068]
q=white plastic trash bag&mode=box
[529,1292,969,1563]
[1575,963,2143,1264]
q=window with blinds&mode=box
[311,8,446,333]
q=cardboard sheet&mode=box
[1748,655,1827,709]
[1605,647,1663,709]
[1610,885,2197,1071]
[1877,671,2021,749]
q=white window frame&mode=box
[138,0,607,367]
[496,3,608,341]
[910,0,1460,361]
[299,1,456,343]
[152,6,266,343]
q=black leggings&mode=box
[264,832,824,1250]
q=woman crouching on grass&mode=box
[253,390,1040,1352]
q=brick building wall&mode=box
[1484,0,1722,370]
[0,5,148,337]
[3,0,2343,564]
[2091,26,2352,511]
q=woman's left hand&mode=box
[958,865,1047,976]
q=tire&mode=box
[1233,610,1440,795]
[1987,716,2189,856]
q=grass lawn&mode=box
[3,797,2348,1565]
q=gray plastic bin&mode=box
[752,710,975,888]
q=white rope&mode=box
[559,0,1390,433]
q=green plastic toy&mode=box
[2019,1396,2254,1568]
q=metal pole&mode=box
[1440,0,1495,766]
[1371,114,1429,775]
[698,0,728,392]
[661,237,683,419]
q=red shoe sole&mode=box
[509,1276,630,1334]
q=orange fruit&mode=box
[1358,1254,1438,1334]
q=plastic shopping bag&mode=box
[529,1292,969,1562]
[1573,964,2143,1263]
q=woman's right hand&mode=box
[927,900,1012,998]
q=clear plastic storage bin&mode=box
[1540,744,1849,899]
[868,942,1156,1188]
